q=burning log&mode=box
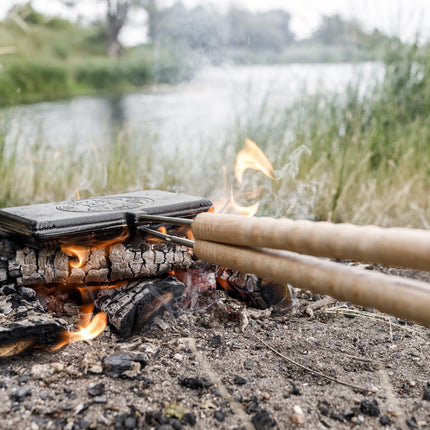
[0,234,192,286]
[0,292,65,357]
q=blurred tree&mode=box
[309,15,366,46]
[227,7,294,51]
[63,0,132,57]
[152,2,226,56]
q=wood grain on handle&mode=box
[193,213,430,271]
[194,240,430,327]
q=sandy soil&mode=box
[1,285,430,429]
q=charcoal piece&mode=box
[0,294,65,357]
[0,232,193,286]
[96,275,185,338]
[216,268,293,309]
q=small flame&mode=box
[214,188,259,216]
[61,231,129,269]
[229,188,259,217]
[52,232,129,350]
[186,229,195,241]
[51,309,107,351]
[234,138,275,184]
[75,188,81,200]
[61,245,90,269]
[158,226,167,234]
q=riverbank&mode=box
[2,43,430,229]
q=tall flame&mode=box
[234,138,275,184]
[215,139,274,216]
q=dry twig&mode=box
[252,332,376,394]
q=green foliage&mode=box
[0,60,70,104]
[3,43,430,227]
[74,57,152,90]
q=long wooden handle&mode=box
[193,213,430,271]
[194,240,430,326]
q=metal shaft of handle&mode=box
[139,226,194,248]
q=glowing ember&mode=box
[234,138,275,184]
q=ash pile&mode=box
[0,191,292,357]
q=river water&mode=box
[2,63,380,155]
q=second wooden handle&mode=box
[194,240,430,327]
[193,213,430,271]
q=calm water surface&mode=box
[2,63,380,156]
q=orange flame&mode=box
[61,231,129,269]
[214,139,274,216]
[228,188,259,217]
[52,231,129,350]
[61,245,90,268]
[51,308,107,351]
[234,138,275,184]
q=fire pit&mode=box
[0,190,292,357]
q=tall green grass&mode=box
[1,43,430,228]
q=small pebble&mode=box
[262,392,270,401]
[10,387,31,402]
[234,376,247,386]
[169,418,182,430]
[87,382,105,397]
[289,405,305,425]
[104,353,132,375]
[423,383,430,401]
[330,412,345,423]
[182,412,196,426]
[179,377,212,390]
[360,399,380,417]
[210,335,222,348]
[173,353,183,362]
[380,415,392,426]
[290,383,301,396]
[406,417,418,428]
[214,410,226,422]
[252,410,276,430]
[243,360,254,370]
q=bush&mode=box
[0,72,17,105]
[74,58,152,90]
[0,60,70,103]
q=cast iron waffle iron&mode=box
[0,190,212,249]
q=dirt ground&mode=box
[1,281,430,430]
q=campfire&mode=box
[0,140,292,357]
[2,138,430,358]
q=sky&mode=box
[1,0,429,45]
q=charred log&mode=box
[0,233,192,286]
[217,268,293,310]
[95,275,185,338]
[0,293,65,357]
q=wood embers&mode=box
[0,230,293,357]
